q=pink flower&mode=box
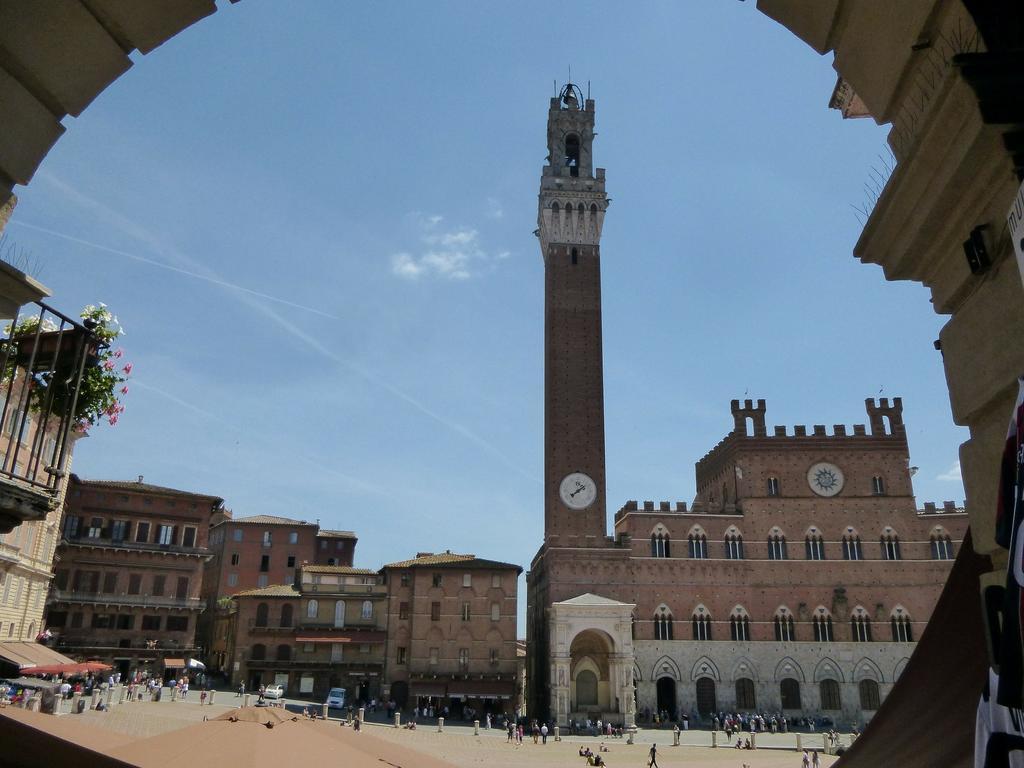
[123,362,133,375]
[113,348,124,359]
[121,386,129,395]
[118,405,126,413]
[103,360,115,371]
[108,414,118,426]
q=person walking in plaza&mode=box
[648,742,659,768]
[812,751,820,768]
[541,722,548,744]
[801,749,810,768]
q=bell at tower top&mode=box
[544,82,602,183]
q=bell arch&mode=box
[774,656,805,682]
[690,655,720,681]
[813,657,845,683]
[651,654,681,682]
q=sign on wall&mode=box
[300,675,314,693]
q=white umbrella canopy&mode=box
[107,707,456,768]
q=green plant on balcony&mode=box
[7,303,132,430]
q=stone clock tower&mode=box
[539,83,610,546]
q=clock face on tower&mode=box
[559,472,597,510]
[807,462,845,497]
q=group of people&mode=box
[578,743,609,766]
[801,749,822,767]
[565,718,625,738]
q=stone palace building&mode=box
[525,86,967,728]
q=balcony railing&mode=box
[299,618,381,630]
[49,589,206,611]
[61,534,207,556]
[0,301,101,532]
[247,620,296,632]
[246,658,384,669]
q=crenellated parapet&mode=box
[918,501,968,516]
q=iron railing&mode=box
[48,589,206,610]
[0,301,102,492]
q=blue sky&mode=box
[7,2,965,630]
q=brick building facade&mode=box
[380,552,521,717]
[45,475,223,680]
[526,88,967,728]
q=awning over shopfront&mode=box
[294,632,386,644]
[410,682,447,697]
[163,658,186,668]
[447,680,516,699]
[0,641,75,670]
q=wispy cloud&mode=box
[485,197,504,219]
[390,214,507,281]
[937,460,962,482]
[22,177,537,484]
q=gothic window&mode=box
[813,612,834,642]
[881,532,902,560]
[851,613,872,642]
[724,532,744,560]
[767,476,780,497]
[931,534,954,560]
[774,610,795,641]
[842,534,862,561]
[820,679,841,710]
[735,678,756,709]
[653,608,674,640]
[692,610,712,641]
[565,134,580,176]
[688,533,708,559]
[730,609,750,641]
[871,476,886,495]
[805,534,825,561]
[780,678,801,710]
[768,534,788,560]
[651,532,671,558]
[859,679,880,710]
[891,612,913,642]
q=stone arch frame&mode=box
[804,525,822,538]
[687,524,707,539]
[653,602,674,640]
[650,522,671,538]
[730,655,758,681]
[652,654,682,681]
[813,657,845,683]
[632,662,643,683]
[893,657,911,681]
[853,657,884,683]
[691,655,720,682]
[723,524,743,539]
[774,656,805,682]
[768,525,786,538]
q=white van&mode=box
[326,687,346,709]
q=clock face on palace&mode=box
[560,472,597,510]
[807,462,845,497]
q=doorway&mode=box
[695,677,717,716]
[656,677,677,720]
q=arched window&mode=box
[820,679,841,710]
[730,609,750,641]
[805,531,825,560]
[565,134,580,176]
[851,610,872,642]
[651,531,671,558]
[276,644,291,661]
[280,604,293,628]
[842,532,863,560]
[881,531,901,560]
[361,600,373,621]
[891,612,913,642]
[724,530,744,560]
[251,643,266,661]
[813,610,834,642]
[780,678,801,709]
[767,476,780,497]
[576,669,598,706]
[774,608,795,641]
[767,533,787,560]
[931,532,954,560]
[735,678,756,709]
[871,476,886,495]
[306,599,319,619]
[653,608,674,641]
[692,609,712,641]
[254,603,268,628]
[688,532,708,559]
[859,679,880,710]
